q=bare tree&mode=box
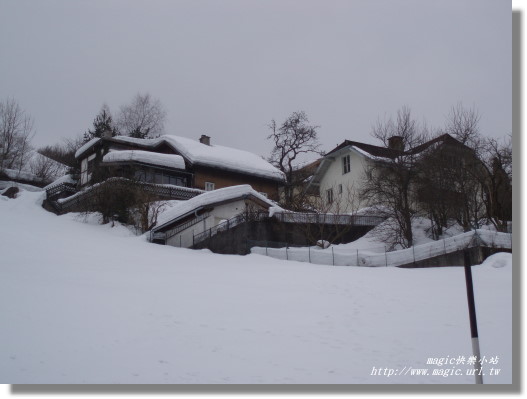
[441,103,488,231]
[117,93,167,138]
[39,134,84,168]
[415,139,464,238]
[268,111,322,210]
[0,98,34,171]
[296,182,362,246]
[477,135,512,232]
[445,102,481,148]
[29,152,65,184]
[361,106,428,249]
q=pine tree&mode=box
[83,105,119,143]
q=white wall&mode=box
[165,199,249,248]
[80,158,88,185]
[80,154,96,186]
[318,149,372,213]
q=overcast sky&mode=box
[0,0,511,160]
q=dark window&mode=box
[342,155,351,174]
[326,188,334,204]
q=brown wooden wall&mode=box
[193,166,281,200]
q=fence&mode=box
[251,229,512,267]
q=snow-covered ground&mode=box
[0,190,512,384]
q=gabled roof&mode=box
[152,185,280,232]
[406,133,467,155]
[326,140,402,160]
[309,134,468,189]
[75,135,285,182]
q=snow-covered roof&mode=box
[75,135,285,182]
[102,150,186,170]
[350,145,391,161]
[161,135,285,181]
[153,184,279,231]
[75,138,101,159]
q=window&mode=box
[338,184,343,194]
[326,188,334,204]
[342,155,351,174]
[87,154,96,174]
[169,175,186,186]
[148,170,187,187]
[205,182,215,191]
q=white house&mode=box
[308,134,472,214]
[308,137,403,213]
[149,185,279,248]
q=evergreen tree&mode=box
[83,105,119,143]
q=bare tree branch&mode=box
[117,93,167,138]
[0,98,35,172]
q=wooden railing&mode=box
[45,182,77,199]
[48,178,204,213]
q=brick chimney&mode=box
[199,134,211,146]
[388,136,404,151]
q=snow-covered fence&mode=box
[251,229,512,267]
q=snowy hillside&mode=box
[0,189,512,384]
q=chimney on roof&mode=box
[388,136,404,151]
[199,134,211,146]
[102,129,113,139]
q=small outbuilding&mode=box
[149,185,279,247]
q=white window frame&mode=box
[85,153,96,183]
[205,182,215,191]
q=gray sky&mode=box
[0,0,511,160]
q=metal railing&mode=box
[192,211,387,248]
[271,212,386,226]
[192,213,254,245]
[164,212,210,241]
